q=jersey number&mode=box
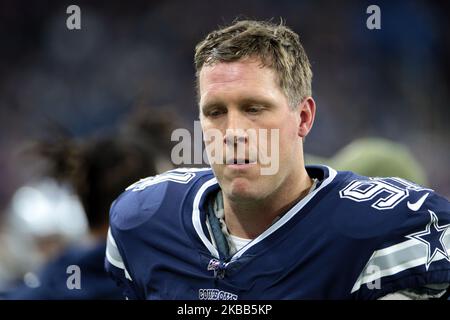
[339,178,430,210]
[126,169,203,191]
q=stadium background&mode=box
[0,0,448,297]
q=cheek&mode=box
[276,115,299,144]
[209,164,226,187]
[276,118,300,164]
[283,114,301,137]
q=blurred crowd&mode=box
[0,0,448,297]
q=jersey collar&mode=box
[191,165,338,260]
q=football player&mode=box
[106,20,450,299]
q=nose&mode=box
[223,109,249,146]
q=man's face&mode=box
[199,58,305,202]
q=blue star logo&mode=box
[406,210,450,270]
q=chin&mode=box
[227,177,259,200]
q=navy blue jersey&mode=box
[105,165,450,299]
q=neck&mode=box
[223,167,313,239]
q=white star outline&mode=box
[406,210,450,271]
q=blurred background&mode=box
[0,0,448,298]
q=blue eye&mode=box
[247,106,262,114]
[208,109,225,117]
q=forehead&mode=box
[200,58,269,81]
[198,58,280,103]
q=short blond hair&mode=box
[194,19,312,108]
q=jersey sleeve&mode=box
[104,169,202,300]
[351,189,450,299]
[105,227,140,300]
[104,186,150,300]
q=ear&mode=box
[297,97,316,138]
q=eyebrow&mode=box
[239,97,272,107]
[201,97,273,113]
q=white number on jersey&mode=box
[339,177,432,210]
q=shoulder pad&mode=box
[110,168,213,230]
